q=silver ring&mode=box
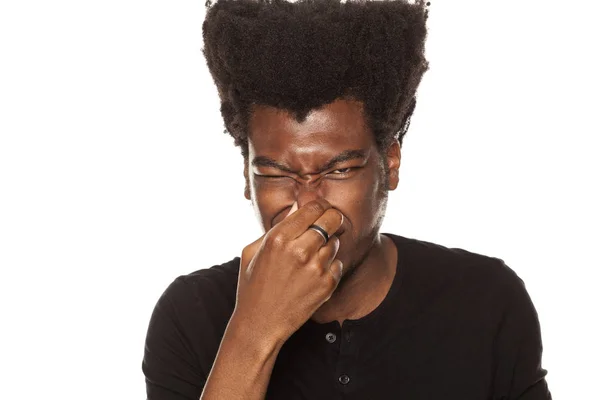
[308,224,329,245]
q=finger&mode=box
[317,234,340,267]
[286,201,298,217]
[329,259,344,284]
[294,207,344,253]
[242,201,298,271]
[240,234,265,271]
[272,198,333,241]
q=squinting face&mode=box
[244,98,400,283]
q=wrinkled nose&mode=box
[295,180,325,209]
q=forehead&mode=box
[247,98,376,161]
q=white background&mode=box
[1,0,598,398]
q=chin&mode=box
[340,231,378,275]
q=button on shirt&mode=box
[325,332,336,343]
[142,234,551,399]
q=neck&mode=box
[311,233,397,325]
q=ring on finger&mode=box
[308,224,329,245]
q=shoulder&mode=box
[145,257,241,368]
[386,233,526,307]
[382,235,549,396]
[143,258,241,396]
[389,233,520,282]
[159,257,241,313]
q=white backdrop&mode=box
[1,1,598,399]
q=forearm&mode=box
[200,315,285,400]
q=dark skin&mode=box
[241,98,400,328]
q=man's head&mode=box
[202,0,429,282]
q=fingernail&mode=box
[286,201,298,217]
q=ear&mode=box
[386,140,401,191]
[243,158,251,200]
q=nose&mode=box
[295,180,325,209]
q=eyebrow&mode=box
[251,149,368,174]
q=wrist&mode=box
[225,312,287,359]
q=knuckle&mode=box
[329,260,342,280]
[317,209,342,234]
[241,245,253,260]
[324,273,338,291]
[306,262,323,277]
[294,247,311,264]
[324,208,342,222]
[321,271,337,295]
[268,232,287,249]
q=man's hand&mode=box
[233,198,345,344]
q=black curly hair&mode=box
[202,0,429,159]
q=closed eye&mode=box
[330,168,353,174]
[326,167,361,179]
[255,167,360,180]
[255,173,293,179]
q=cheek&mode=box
[251,179,295,228]
[327,172,387,240]
[255,178,363,204]
[330,177,379,221]
[252,178,295,201]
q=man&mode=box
[142,0,551,398]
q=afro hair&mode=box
[202,0,429,158]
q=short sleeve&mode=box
[491,264,552,400]
[142,278,207,400]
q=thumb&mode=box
[240,234,265,271]
[241,202,298,272]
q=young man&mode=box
[143,0,551,399]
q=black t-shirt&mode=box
[142,233,551,399]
